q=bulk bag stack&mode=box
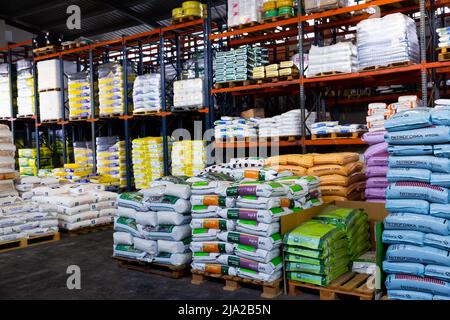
[0,63,14,118]
[96,136,127,189]
[114,179,192,266]
[132,137,164,189]
[383,107,450,300]
[307,153,366,202]
[265,154,314,177]
[357,13,419,70]
[0,125,17,195]
[132,73,161,114]
[16,59,35,117]
[68,71,96,119]
[362,131,389,202]
[227,0,263,28]
[171,140,206,177]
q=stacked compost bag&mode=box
[189,163,323,283]
[29,183,117,231]
[382,107,450,300]
[114,178,192,266]
[362,131,389,202]
[307,153,366,202]
[284,205,370,286]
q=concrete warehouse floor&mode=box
[0,230,318,300]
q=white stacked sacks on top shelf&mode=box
[98,62,135,117]
[29,183,117,231]
[16,59,35,117]
[114,179,192,266]
[227,0,264,28]
[37,59,77,122]
[305,42,357,78]
[382,106,450,300]
[357,13,419,70]
[132,74,161,114]
[0,63,13,118]
[189,164,324,284]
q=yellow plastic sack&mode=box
[313,152,360,166]
[319,171,366,187]
[307,161,363,177]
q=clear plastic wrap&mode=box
[132,74,161,113]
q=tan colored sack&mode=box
[307,162,363,177]
[322,190,363,203]
[269,165,307,176]
[319,171,366,186]
[320,181,366,197]
[313,152,360,165]
[265,154,314,168]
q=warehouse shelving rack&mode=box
[210,0,450,154]
[0,1,219,190]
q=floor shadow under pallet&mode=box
[0,232,61,254]
[191,269,282,299]
[60,223,113,237]
[114,257,188,279]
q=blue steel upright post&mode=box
[59,55,67,164]
[203,0,214,130]
[122,38,132,190]
[89,47,97,173]
[31,44,40,171]
[160,32,170,176]
[7,49,15,144]
[298,1,306,154]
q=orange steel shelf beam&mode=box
[304,138,367,146]
[214,139,302,149]
[211,79,301,94]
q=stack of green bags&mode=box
[313,206,370,260]
[283,220,350,286]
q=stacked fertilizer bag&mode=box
[382,107,450,300]
[29,183,117,231]
[307,153,366,202]
[113,178,192,266]
[96,136,127,189]
[0,124,18,197]
[132,73,161,114]
[171,140,206,177]
[283,205,371,286]
[362,131,389,203]
[15,175,59,199]
[132,136,164,189]
[189,160,324,283]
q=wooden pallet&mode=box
[17,114,35,119]
[172,15,200,25]
[361,61,412,72]
[33,45,60,56]
[191,269,282,299]
[438,47,450,62]
[288,272,375,300]
[214,80,254,89]
[0,232,61,254]
[229,21,259,31]
[41,119,63,124]
[0,117,13,121]
[69,116,90,122]
[306,4,351,19]
[61,42,86,51]
[311,131,363,140]
[216,136,255,143]
[263,14,294,23]
[0,172,17,180]
[60,223,113,238]
[309,71,351,78]
[39,88,62,92]
[99,113,125,118]
[114,257,188,279]
[172,106,204,112]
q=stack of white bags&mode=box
[259,110,316,138]
[173,78,204,111]
[306,42,357,78]
[0,64,13,118]
[16,59,35,116]
[133,74,162,114]
[214,117,259,139]
[29,183,117,231]
[113,180,192,266]
[227,0,263,28]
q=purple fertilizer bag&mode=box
[366,177,389,188]
[362,131,387,145]
[364,142,388,159]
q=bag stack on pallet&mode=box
[307,153,366,202]
[15,175,59,199]
[171,140,206,177]
[214,117,259,139]
[258,110,316,138]
[29,183,117,231]
[173,78,203,111]
[362,131,389,203]
[114,179,192,266]
[305,42,357,78]
[0,63,14,118]
[132,73,161,114]
[51,163,93,184]
[73,141,94,167]
[215,46,268,84]
[437,27,450,48]
[357,13,419,70]
[96,136,127,189]
[189,161,324,283]
[0,125,17,198]
[68,71,96,119]
[304,0,348,14]
[37,59,77,121]
[16,59,35,117]
[382,107,450,300]
[132,136,164,189]
[227,0,264,28]
[98,62,135,117]
[311,121,366,136]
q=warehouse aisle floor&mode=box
[0,230,318,300]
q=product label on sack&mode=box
[244,170,265,181]
[192,181,209,187]
[203,219,227,230]
[238,185,257,196]
[227,232,258,248]
[203,242,226,253]
[154,225,175,233]
[192,205,209,212]
[239,219,258,226]
[227,209,257,220]
[202,196,226,206]
[205,264,230,275]
[228,256,258,270]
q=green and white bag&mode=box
[234,245,280,264]
[217,254,282,274]
[157,238,191,254]
[217,207,291,224]
[138,224,191,241]
[235,219,280,237]
[191,262,237,276]
[237,268,282,282]
[190,241,235,254]
[218,231,282,251]
[192,228,220,241]
[146,195,191,214]
[191,205,220,218]
[114,216,140,237]
[190,218,236,231]
[153,252,191,266]
[236,196,281,210]
[113,244,152,262]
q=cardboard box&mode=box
[240,108,265,119]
